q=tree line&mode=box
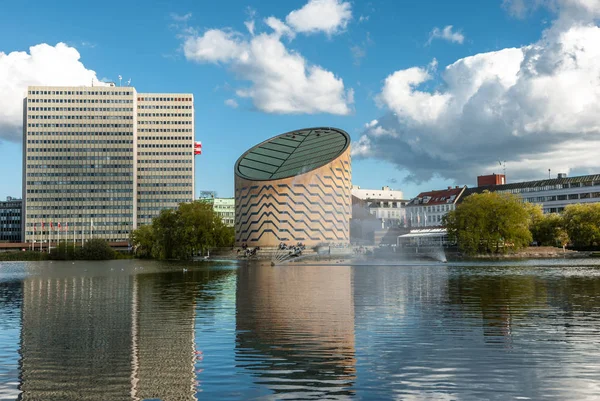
[444,191,600,255]
[130,201,235,260]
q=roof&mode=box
[235,127,350,181]
[398,228,447,238]
[461,173,600,201]
[406,186,466,207]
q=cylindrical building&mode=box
[235,127,351,248]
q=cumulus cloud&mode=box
[225,98,239,108]
[354,2,600,184]
[0,43,105,142]
[286,0,352,36]
[427,25,465,45]
[182,1,353,115]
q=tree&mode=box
[130,201,235,260]
[562,203,600,248]
[78,238,115,260]
[444,191,533,255]
[530,213,569,246]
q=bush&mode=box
[78,239,115,260]
[0,250,48,261]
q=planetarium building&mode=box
[235,127,352,247]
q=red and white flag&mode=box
[42,222,45,230]
[50,222,53,230]
[34,223,37,233]
[58,222,62,231]
[194,141,202,155]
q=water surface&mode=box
[1,258,600,400]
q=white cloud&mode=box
[244,20,255,36]
[286,0,352,36]
[182,5,353,115]
[225,98,239,108]
[265,17,295,39]
[170,12,192,22]
[354,6,600,184]
[183,29,245,63]
[365,119,378,128]
[427,25,465,45]
[0,43,106,142]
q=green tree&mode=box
[530,213,569,246]
[78,238,115,260]
[444,191,533,255]
[130,224,155,258]
[562,203,600,248]
[130,201,235,260]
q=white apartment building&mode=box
[22,85,194,243]
[405,186,466,227]
[352,185,408,227]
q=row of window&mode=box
[138,143,191,148]
[27,156,133,160]
[138,167,192,171]
[138,152,193,156]
[28,139,133,144]
[29,90,133,96]
[27,164,132,169]
[27,131,132,136]
[27,189,132,193]
[408,204,455,213]
[525,192,600,203]
[137,175,192,180]
[138,97,192,102]
[28,148,132,153]
[28,197,133,202]
[138,128,192,132]
[0,209,21,214]
[27,173,132,177]
[28,98,133,104]
[28,205,132,210]
[27,213,133,218]
[138,136,192,141]
[500,181,600,194]
[29,115,133,120]
[28,107,133,112]
[0,216,20,221]
[28,180,133,185]
[27,123,133,128]
[138,120,191,125]
[138,199,190,203]
[138,183,191,187]
[138,113,192,117]
[138,160,192,164]
[138,191,193,195]
[138,105,192,109]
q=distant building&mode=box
[351,185,408,227]
[1,197,22,242]
[464,173,600,213]
[405,186,466,227]
[211,198,235,227]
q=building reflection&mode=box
[235,264,356,399]
[17,268,221,401]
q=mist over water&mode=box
[1,259,600,400]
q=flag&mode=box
[194,141,202,155]
[42,222,45,230]
[50,222,53,230]
[33,223,36,233]
[58,222,62,231]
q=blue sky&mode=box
[2,0,594,200]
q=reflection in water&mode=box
[14,262,234,401]
[236,265,356,400]
[3,260,600,400]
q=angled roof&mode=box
[235,127,350,181]
[407,186,466,207]
[461,173,600,202]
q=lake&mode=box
[1,258,600,400]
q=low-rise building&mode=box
[213,198,235,227]
[351,186,408,227]
[465,173,600,213]
[405,187,466,227]
[1,197,22,242]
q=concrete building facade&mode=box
[213,198,235,227]
[405,186,466,228]
[351,185,408,227]
[235,127,351,247]
[22,85,194,243]
[0,197,22,242]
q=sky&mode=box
[1,0,599,200]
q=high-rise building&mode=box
[22,85,194,243]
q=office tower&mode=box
[22,85,194,243]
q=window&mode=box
[568,194,579,200]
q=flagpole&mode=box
[81,217,84,247]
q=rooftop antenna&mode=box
[118,75,122,87]
[127,78,131,87]
[497,160,506,176]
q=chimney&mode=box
[447,186,452,190]
[557,173,567,179]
